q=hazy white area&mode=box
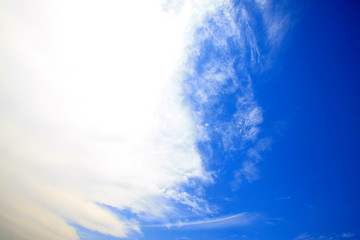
[0,0,227,239]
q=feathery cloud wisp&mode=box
[146,212,259,229]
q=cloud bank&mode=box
[0,0,288,239]
[0,0,228,239]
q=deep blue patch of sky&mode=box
[257,0,360,238]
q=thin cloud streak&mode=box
[145,212,259,229]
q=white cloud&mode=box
[0,0,229,239]
[0,0,290,238]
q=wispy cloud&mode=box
[254,0,290,46]
[183,4,265,152]
[340,233,355,238]
[183,0,287,155]
[145,212,259,229]
[180,1,287,192]
[295,232,356,240]
[232,137,272,189]
[235,160,260,183]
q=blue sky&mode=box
[0,0,359,240]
